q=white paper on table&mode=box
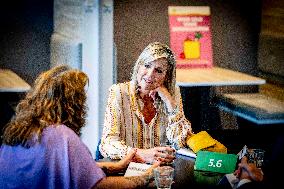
[225,173,239,188]
[176,148,197,158]
[124,162,152,177]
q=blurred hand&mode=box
[234,156,264,182]
[144,161,160,176]
[115,148,137,170]
[96,149,137,174]
[143,161,161,188]
[134,147,175,165]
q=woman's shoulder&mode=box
[108,81,132,94]
[174,85,180,90]
[174,85,181,94]
[43,124,79,142]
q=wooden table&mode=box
[0,69,31,92]
[0,69,30,135]
[176,67,265,87]
[176,67,266,131]
[218,93,284,125]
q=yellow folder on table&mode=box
[186,131,227,153]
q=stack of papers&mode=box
[124,162,151,177]
[176,148,197,158]
[124,148,196,177]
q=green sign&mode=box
[194,151,237,174]
[194,170,224,185]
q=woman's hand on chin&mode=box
[149,86,177,112]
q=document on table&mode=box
[124,162,151,177]
[225,173,239,188]
[176,148,197,158]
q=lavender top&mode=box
[0,124,106,189]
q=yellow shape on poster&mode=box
[184,40,200,59]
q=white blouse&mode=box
[99,81,193,159]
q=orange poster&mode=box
[168,6,213,68]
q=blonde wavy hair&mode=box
[131,42,176,95]
[131,42,176,113]
[2,65,89,147]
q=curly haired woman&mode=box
[0,65,158,189]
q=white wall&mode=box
[82,0,115,158]
[81,0,101,158]
[51,0,115,158]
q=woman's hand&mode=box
[149,86,176,112]
[234,157,264,182]
[94,161,161,189]
[134,147,175,165]
[97,149,137,174]
[143,161,161,187]
[115,148,137,171]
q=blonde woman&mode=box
[100,42,193,164]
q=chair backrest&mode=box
[95,139,104,161]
